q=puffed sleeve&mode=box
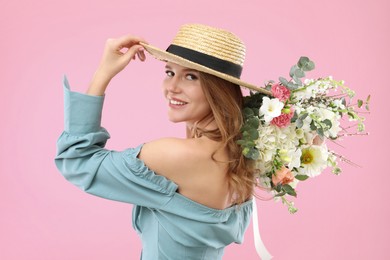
[55,76,178,208]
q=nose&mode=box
[164,76,181,93]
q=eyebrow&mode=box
[165,65,199,74]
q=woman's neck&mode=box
[186,114,218,139]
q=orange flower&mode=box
[272,166,294,186]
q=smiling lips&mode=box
[169,98,188,107]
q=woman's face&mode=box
[162,62,211,126]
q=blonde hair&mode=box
[191,72,257,205]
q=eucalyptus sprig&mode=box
[237,93,266,160]
[279,57,315,90]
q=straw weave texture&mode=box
[172,24,246,66]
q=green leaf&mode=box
[357,99,363,108]
[316,127,324,137]
[247,128,259,140]
[247,148,260,160]
[295,174,309,181]
[365,104,370,111]
[358,122,365,132]
[341,98,346,107]
[241,124,252,133]
[310,120,317,130]
[282,184,297,197]
[274,184,282,192]
[236,140,246,146]
[302,61,315,71]
[296,118,303,128]
[243,148,259,160]
[294,69,305,78]
[347,111,358,120]
[279,77,289,87]
[299,113,308,120]
[291,111,298,122]
[366,95,371,104]
[287,82,299,90]
[322,119,332,129]
[298,57,310,68]
[274,191,286,197]
[290,65,299,78]
[252,107,259,115]
[237,139,255,147]
[293,76,302,86]
[288,206,298,214]
[247,117,260,129]
[243,107,254,118]
[332,167,342,175]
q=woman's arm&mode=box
[55,78,178,207]
[87,35,146,96]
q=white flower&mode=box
[316,108,341,138]
[331,99,345,110]
[294,86,313,100]
[287,127,300,147]
[299,145,328,177]
[289,178,300,189]
[288,148,302,169]
[259,175,271,188]
[295,128,304,139]
[260,97,284,122]
[256,125,277,161]
[303,132,316,145]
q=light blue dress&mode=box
[55,77,253,260]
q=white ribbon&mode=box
[252,199,273,260]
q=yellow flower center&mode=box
[301,150,314,164]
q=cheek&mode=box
[196,97,212,115]
[191,88,211,112]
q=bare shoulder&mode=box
[138,137,219,178]
[138,137,231,209]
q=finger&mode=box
[136,49,146,61]
[117,35,148,49]
[106,35,147,54]
[123,44,144,63]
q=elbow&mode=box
[54,157,95,191]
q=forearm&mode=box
[87,68,112,96]
[86,35,146,96]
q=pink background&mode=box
[1,0,388,259]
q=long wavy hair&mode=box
[189,72,257,205]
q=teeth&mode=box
[169,99,187,105]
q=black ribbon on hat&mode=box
[166,44,243,78]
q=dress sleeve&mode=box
[55,76,178,208]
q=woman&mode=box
[55,24,270,259]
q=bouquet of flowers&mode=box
[238,57,370,213]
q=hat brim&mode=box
[140,42,271,95]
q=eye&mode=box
[165,70,174,77]
[185,74,198,81]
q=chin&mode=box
[168,119,182,123]
[167,115,185,123]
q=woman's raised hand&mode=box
[87,35,147,96]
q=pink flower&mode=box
[271,83,291,102]
[271,106,295,128]
[272,166,294,186]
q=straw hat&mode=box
[140,24,271,95]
